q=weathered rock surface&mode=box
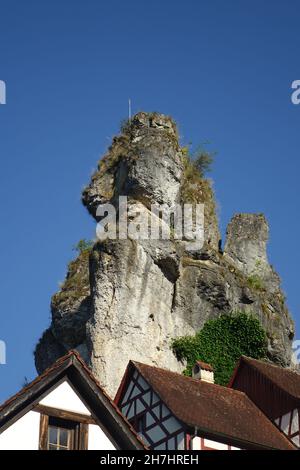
[35,112,294,396]
[35,328,67,374]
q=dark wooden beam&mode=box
[33,404,96,425]
[39,414,49,450]
[79,423,89,450]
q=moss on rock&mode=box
[52,246,91,312]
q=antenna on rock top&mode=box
[128,98,132,120]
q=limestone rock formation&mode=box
[35,112,294,396]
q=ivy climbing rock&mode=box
[35,112,295,396]
[172,312,268,386]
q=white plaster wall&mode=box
[177,432,185,450]
[88,424,116,450]
[291,435,300,447]
[290,410,299,435]
[275,408,299,448]
[39,381,91,415]
[280,411,291,434]
[0,381,119,450]
[191,436,240,450]
[204,438,228,450]
[0,411,40,450]
[200,370,214,383]
[191,436,201,450]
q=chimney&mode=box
[192,361,214,383]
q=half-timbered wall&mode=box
[274,409,300,447]
[120,370,186,450]
[120,370,242,451]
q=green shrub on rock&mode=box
[172,312,267,385]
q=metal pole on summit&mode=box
[128,98,131,120]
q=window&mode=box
[48,417,77,450]
[38,407,90,450]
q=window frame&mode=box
[47,416,78,450]
[38,406,90,450]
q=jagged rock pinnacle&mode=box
[35,112,294,396]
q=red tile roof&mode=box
[132,361,295,450]
[232,356,300,400]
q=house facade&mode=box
[115,360,295,450]
[230,355,300,448]
[0,351,298,451]
[0,351,144,450]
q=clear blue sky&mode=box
[0,0,299,402]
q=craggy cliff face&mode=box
[35,112,294,396]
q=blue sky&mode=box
[0,0,300,402]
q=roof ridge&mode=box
[132,360,247,397]
[73,355,147,448]
[0,350,147,450]
[131,360,295,450]
[240,356,300,402]
[0,350,73,412]
[242,355,300,376]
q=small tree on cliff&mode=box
[72,239,93,254]
[172,312,267,385]
[192,145,216,176]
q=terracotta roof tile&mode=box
[132,361,295,450]
[238,356,300,400]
